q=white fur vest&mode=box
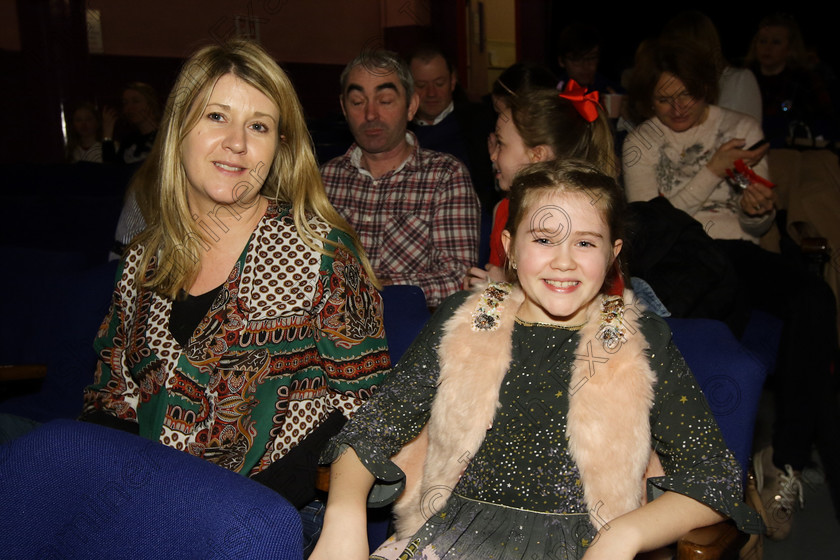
[391,283,658,538]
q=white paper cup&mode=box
[601,93,625,119]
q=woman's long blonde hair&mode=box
[131,39,377,298]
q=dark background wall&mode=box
[0,1,834,165]
[547,6,837,90]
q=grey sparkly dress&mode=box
[321,291,761,559]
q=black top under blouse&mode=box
[169,285,224,347]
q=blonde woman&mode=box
[81,40,390,553]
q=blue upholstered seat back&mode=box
[0,419,304,559]
[666,317,769,474]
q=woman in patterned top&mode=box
[311,159,759,560]
[81,39,391,550]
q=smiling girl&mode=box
[313,159,758,560]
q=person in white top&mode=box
[660,10,762,123]
[623,37,839,542]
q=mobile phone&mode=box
[747,139,768,150]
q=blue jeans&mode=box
[298,498,326,558]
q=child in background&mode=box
[464,79,617,289]
[66,103,103,163]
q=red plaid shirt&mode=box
[321,133,480,307]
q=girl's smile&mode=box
[503,190,622,327]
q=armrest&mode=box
[675,469,763,560]
[800,236,830,260]
[0,364,48,403]
[316,465,331,492]
[676,520,748,559]
[800,236,831,277]
[0,364,48,382]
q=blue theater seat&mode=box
[0,419,304,559]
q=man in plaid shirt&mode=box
[320,50,480,308]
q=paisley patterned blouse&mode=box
[82,202,390,477]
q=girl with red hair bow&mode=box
[464,79,623,293]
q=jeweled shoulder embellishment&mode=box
[596,295,627,350]
[471,282,513,331]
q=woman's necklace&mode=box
[514,317,585,331]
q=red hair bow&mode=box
[559,79,600,122]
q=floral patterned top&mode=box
[82,202,390,478]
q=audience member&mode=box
[311,159,759,560]
[320,49,481,308]
[620,38,656,126]
[104,82,164,259]
[745,13,838,147]
[407,44,456,127]
[489,60,558,111]
[473,61,559,280]
[805,45,840,112]
[407,44,497,211]
[464,80,617,289]
[65,102,103,163]
[78,39,391,556]
[623,38,839,540]
[102,81,162,164]
[661,10,763,122]
[110,183,147,260]
[555,22,623,95]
